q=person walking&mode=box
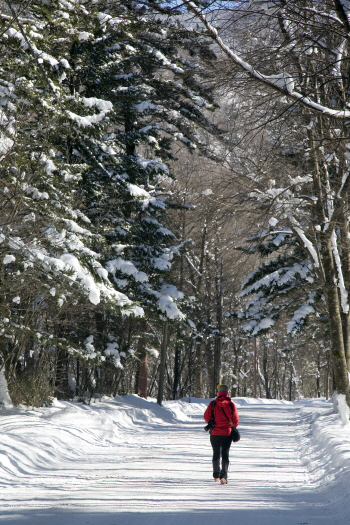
[204,384,239,484]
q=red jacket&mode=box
[204,396,239,436]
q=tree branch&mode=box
[184,0,350,120]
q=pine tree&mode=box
[237,230,321,338]
[0,0,142,402]
[0,0,222,403]
[72,0,220,320]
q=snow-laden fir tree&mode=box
[76,2,219,319]
[0,0,143,402]
[0,0,222,403]
[237,228,320,338]
[69,1,220,320]
[66,0,224,387]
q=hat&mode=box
[217,384,228,392]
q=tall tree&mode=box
[0,0,224,404]
[184,0,350,403]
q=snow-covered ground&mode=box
[0,395,350,525]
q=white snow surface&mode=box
[106,257,148,283]
[1,395,350,524]
[81,97,113,112]
[287,303,315,336]
[3,254,15,265]
[264,72,295,93]
[0,369,12,407]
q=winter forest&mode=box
[2,0,350,409]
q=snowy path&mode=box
[0,396,349,525]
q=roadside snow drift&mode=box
[0,395,350,525]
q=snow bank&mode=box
[115,394,190,423]
[233,397,293,405]
[296,398,350,495]
[0,395,194,485]
[336,393,350,425]
[0,369,12,407]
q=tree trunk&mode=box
[157,321,168,406]
[125,117,136,157]
[213,260,223,392]
[76,358,80,397]
[308,128,350,402]
[173,336,181,400]
[136,321,148,399]
[316,351,321,398]
[262,344,272,399]
[338,207,350,369]
[213,335,221,393]
[139,350,147,399]
[134,361,140,394]
[55,347,72,399]
[0,265,8,375]
[194,341,203,398]
[321,237,350,400]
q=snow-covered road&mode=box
[0,396,350,525]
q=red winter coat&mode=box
[204,395,239,436]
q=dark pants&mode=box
[210,434,232,479]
